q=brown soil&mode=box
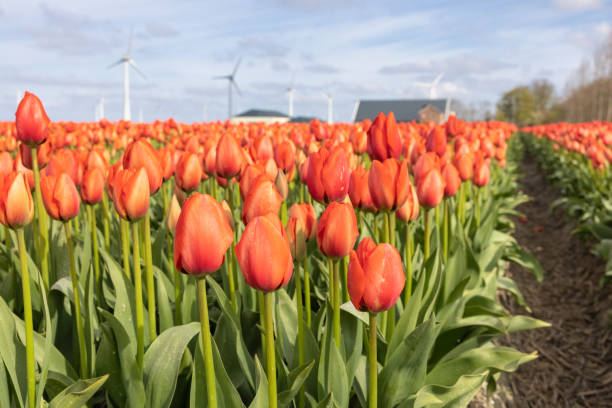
[472,154,612,408]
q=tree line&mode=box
[495,33,612,125]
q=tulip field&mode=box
[3,92,597,408]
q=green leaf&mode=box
[410,373,487,408]
[0,294,26,407]
[278,359,315,407]
[505,246,544,282]
[426,346,537,387]
[143,322,200,408]
[154,266,174,333]
[379,319,440,407]
[48,375,109,408]
[248,357,268,408]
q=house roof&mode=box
[234,109,289,118]
[353,99,450,122]
[289,116,319,123]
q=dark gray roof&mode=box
[235,109,289,118]
[354,99,449,122]
[289,116,319,123]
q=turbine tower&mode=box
[415,72,444,99]
[324,92,333,124]
[95,97,105,120]
[108,30,147,120]
[286,73,296,118]
[213,58,242,119]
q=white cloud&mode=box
[551,0,603,10]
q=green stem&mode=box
[64,222,88,378]
[132,222,144,372]
[373,213,379,243]
[280,200,287,227]
[198,278,218,408]
[88,205,101,307]
[382,212,389,245]
[295,262,305,408]
[389,212,396,247]
[404,223,413,305]
[342,256,349,303]
[17,229,35,408]
[443,199,448,263]
[143,213,157,341]
[258,291,266,365]
[299,182,304,203]
[332,259,341,348]
[30,146,49,291]
[226,182,237,312]
[435,204,440,249]
[263,291,277,408]
[74,213,80,234]
[475,187,481,229]
[169,230,182,324]
[121,219,131,280]
[424,208,431,261]
[457,182,465,225]
[101,194,111,250]
[368,312,377,408]
[302,256,311,328]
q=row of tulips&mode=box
[0,92,546,407]
[520,124,612,287]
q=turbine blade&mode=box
[107,59,124,69]
[127,28,134,56]
[231,79,241,96]
[432,72,444,86]
[213,75,230,80]
[129,59,147,78]
[232,57,242,77]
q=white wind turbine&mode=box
[107,30,147,120]
[95,97,105,121]
[324,92,333,124]
[213,58,242,119]
[286,73,296,118]
[415,72,444,99]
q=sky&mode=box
[0,0,610,123]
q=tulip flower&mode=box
[425,125,447,158]
[216,132,245,179]
[316,201,359,347]
[41,172,87,377]
[0,172,34,229]
[306,146,351,203]
[16,92,51,290]
[242,175,283,225]
[112,168,150,221]
[0,171,36,407]
[367,112,402,161]
[235,213,293,408]
[175,152,203,192]
[396,181,419,304]
[473,156,490,228]
[15,91,50,147]
[348,238,404,408]
[81,167,105,304]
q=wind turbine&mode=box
[286,73,296,118]
[213,58,242,119]
[324,92,333,124]
[415,72,444,99]
[95,97,105,121]
[107,30,147,120]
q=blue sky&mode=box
[1,0,610,122]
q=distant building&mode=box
[353,99,452,124]
[289,116,319,123]
[230,109,289,124]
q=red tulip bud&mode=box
[316,201,359,259]
[0,172,34,229]
[15,91,50,147]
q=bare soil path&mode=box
[473,153,612,408]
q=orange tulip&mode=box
[416,167,445,208]
[347,238,405,312]
[396,181,419,221]
[473,156,490,187]
[286,216,306,261]
[216,133,245,179]
[19,141,51,170]
[235,213,293,291]
[112,168,150,221]
[242,175,283,224]
[81,167,105,205]
[0,172,34,229]
[368,158,409,211]
[123,139,162,194]
[425,126,447,158]
[316,201,359,259]
[274,139,295,172]
[0,152,13,174]
[366,112,402,161]
[454,152,474,181]
[307,147,350,203]
[441,162,461,197]
[349,166,375,212]
[174,193,234,276]
[41,173,80,221]
[175,152,202,192]
[15,91,50,146]
[288,202,317,240]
